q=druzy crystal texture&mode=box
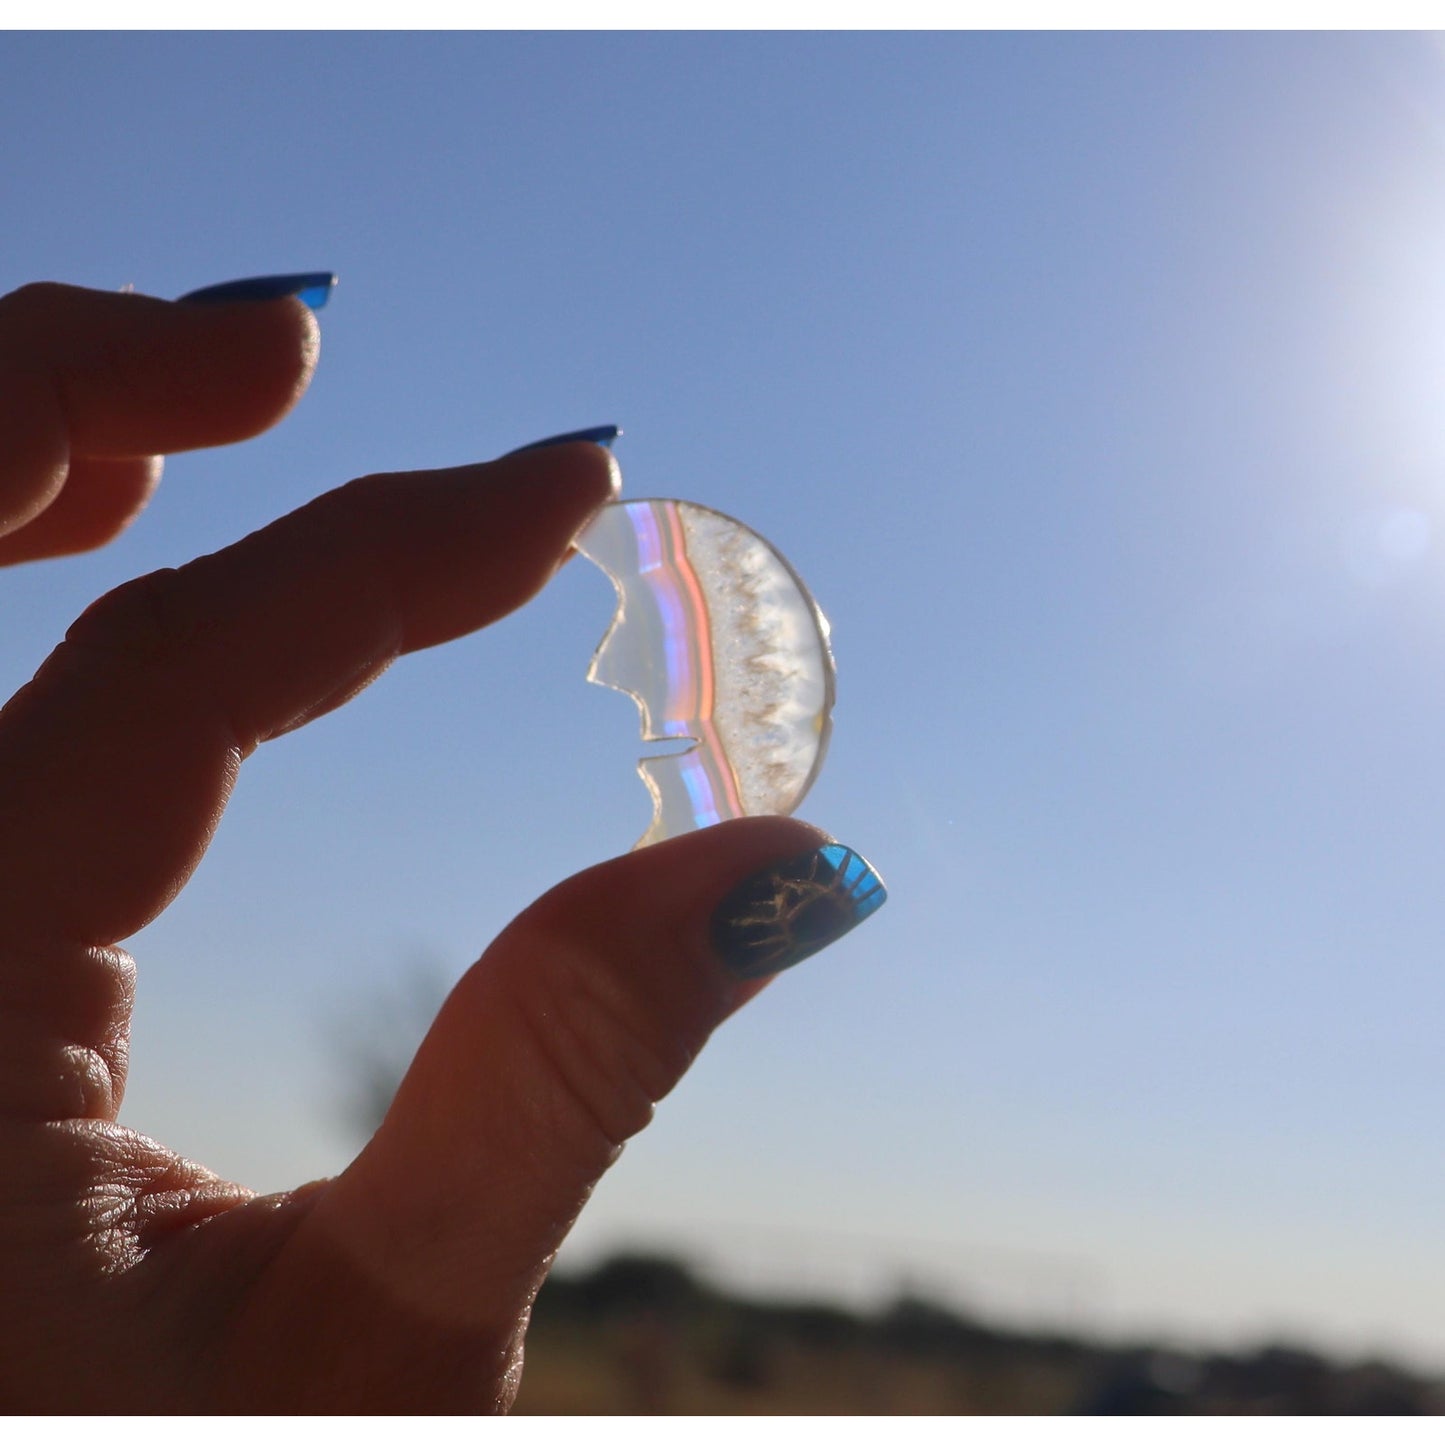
[576,498,836,849]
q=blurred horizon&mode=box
[4,31,1445,1379]
[512,1244,1443,1412]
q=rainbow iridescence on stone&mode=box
[577,498,836,849]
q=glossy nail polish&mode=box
[506,424,621,456]
[711,843,887,979]
[178,272,337,309]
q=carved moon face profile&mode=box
[575,498,837,849]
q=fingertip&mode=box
[705,825,887,983]
[313,443,621,655]
[508,814,837,1001]
[545,814,886,997]
[0,281,323,459]
[164,293,321,449]
[487,434,622,507]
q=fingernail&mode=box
[177,271,337,310]
[505,424,621,457]
[711,843,887,980]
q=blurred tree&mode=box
[328,954,453,1141]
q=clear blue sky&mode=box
[5,31,1445,1368]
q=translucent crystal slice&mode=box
[576,498,836,849]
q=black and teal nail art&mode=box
[711,843,887,979]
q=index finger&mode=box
[0,441,621,955]
[0,277,326,554]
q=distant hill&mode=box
[514,1252,1443,1415]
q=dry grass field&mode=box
[511,1254,1442,1416]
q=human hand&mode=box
[0,279,885,1412]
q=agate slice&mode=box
[576,498,836,849]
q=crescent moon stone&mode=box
[576,498,836,849]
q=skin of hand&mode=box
[0,282,860,1412]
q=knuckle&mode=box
[511,937,695,1160]
[0,942,134,1040]
[0,281,72,324]
[0,285,134,379]
[62,567,192,665]
[36,1042,121,1121]
[0,945,132,1118]
[268,472,395,554]
[310,469,391,510]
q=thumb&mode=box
[343,816,884,1299]
[258,816,884,1405]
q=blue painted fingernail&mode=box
[506,424,621,456]
[711,843,887,979]
[177,272,337,310]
